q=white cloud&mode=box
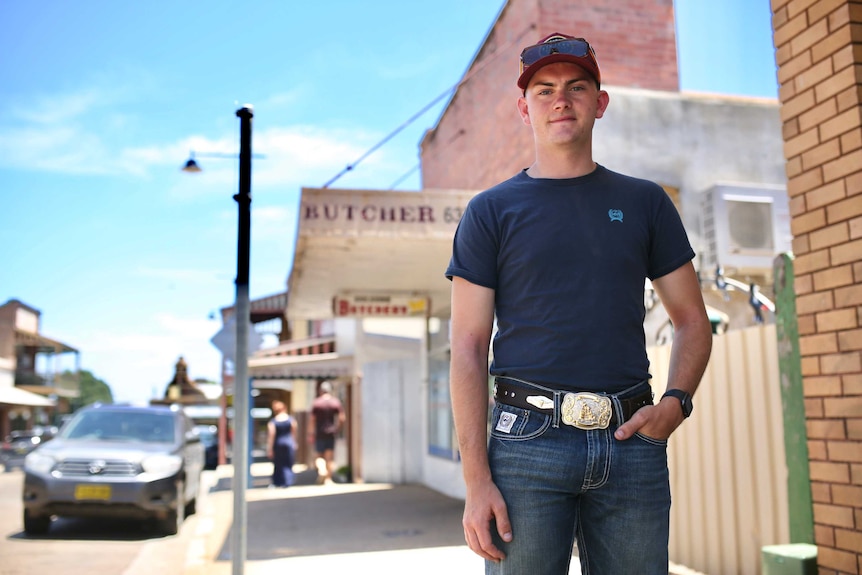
[162,124,407,200]
[252,204,298,241]
[0,126,114,175]
[0,86,421,188]
[10,89,103,125]
[0,86,148,175]
[248,125,389,189]
[133,266,227,284]
[73,313,223,404]
[0,62,429,195]
[258,91,303,110]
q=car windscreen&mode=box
[63,411,176,443]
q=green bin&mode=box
[761,544,817,575]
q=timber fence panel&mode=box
[649,324,790,575]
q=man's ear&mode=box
[595,90,610,119]
[517,96,531,125]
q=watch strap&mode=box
[662,389,693,418]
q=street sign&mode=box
[210,316,263,363]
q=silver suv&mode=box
[22,404,205,536]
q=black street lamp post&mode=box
[183,105,254,575]
[231,105,253,575]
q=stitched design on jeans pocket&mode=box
[490,403,551,441]
[495,411,518,433]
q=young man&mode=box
[446,33,712,574]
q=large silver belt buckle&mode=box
[561,393,612,430]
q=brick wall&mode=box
[772,0,862,573]
[420,0,677,191]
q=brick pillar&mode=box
[772,1,862,573]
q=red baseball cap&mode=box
[517,33,601,90]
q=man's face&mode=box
[517,62,609,147]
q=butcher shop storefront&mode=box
[284,186,476,498]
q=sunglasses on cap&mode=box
[519,36,599,79]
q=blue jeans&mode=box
[486,385,670,575]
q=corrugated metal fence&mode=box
[648,323,791,575]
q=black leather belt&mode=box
[494,377,653,429]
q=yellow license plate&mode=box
[74,485,112,501]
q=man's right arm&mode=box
[449,276,511,562]
[336,401,346,431]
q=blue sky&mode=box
[0,0,778,404]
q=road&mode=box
[0,467,210,575]
[0,463,706,575]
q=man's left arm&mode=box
[614,261,713,441]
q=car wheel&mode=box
[184,470,201,516]
[158,481,185,536]
[23,509,51,535]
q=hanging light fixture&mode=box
[181,151,202,173]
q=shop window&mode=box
[428,347,458,459]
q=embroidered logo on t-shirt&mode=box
[495,412,517,433]
[608,209,624,223]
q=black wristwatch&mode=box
[662,389,693,418]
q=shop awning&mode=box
[0,386,57,407]
[287,187,478,320]
[249,352,354,380]
[17,384,79,399]
[220,290,288,323]
[15,329,78,354]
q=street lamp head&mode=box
[182,157,202,173]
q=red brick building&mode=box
[421,0,679,191]
[772,1,862,573]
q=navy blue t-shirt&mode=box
[445,165,695,393]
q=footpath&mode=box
[183,462,482,575]
[184,462,704,575]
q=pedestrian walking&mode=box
[309,381,345,484]
[266,400,296,488]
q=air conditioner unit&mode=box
[702,183,792,276]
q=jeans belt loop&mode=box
[610,395,624,426]
[552,390,562,428]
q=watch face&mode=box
[665,390,693,417]
[681,396,693,417]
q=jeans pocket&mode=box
[633,431,668,446]
[489,402,551,441]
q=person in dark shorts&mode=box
[309,381,345,484]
